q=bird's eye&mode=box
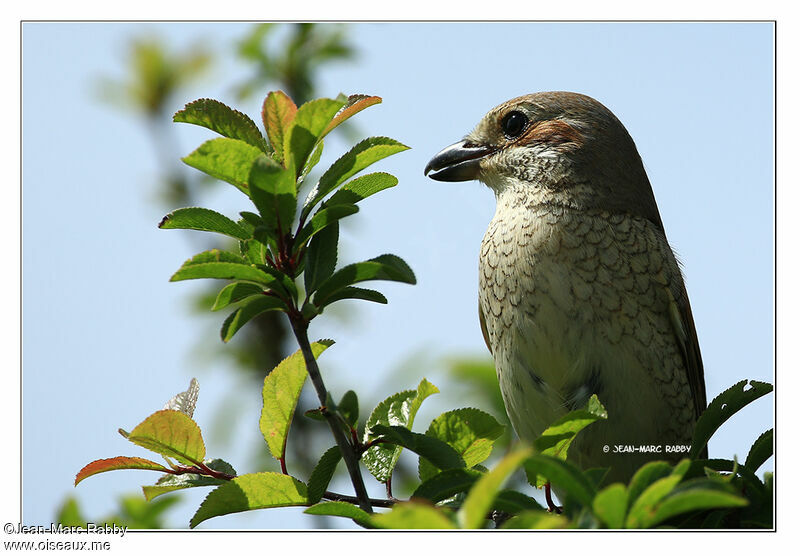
[501,111,528,138]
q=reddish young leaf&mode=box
[262,91,298,165]
[75,456,169,486]
[320,94,382,139]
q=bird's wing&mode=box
[673,285,708,421]
[660,260,707,420]
[652,223,708,424]
[667,280,708,460]
[479,302,493,355]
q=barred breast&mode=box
[478,193,696,481]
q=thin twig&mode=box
[323,491,395,509]
[544,482,562,514]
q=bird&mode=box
[424,91,707,486]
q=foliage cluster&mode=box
[77,91,773,529]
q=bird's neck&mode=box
[488,174,585,216]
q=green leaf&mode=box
[75,457,169,486]
[174,98,268,152]
[294,204,358,250]
[304,501,371,524]
[419,408,505,482]
[285,98,345,175]
[212,282,264,311]
[690,380,773,459]
[303,408,326,422]
[253,227,280,259]
[174,248,244,265]
[258,264,298,299]
[493,490,544,514]
[220,296,286,342]
[703,458,738,484]
[248,155,297,238]
[237,216,255,236]
[501,510,571,529]
[190,472,308,528]
[370,425,465,472]
[457,445,533,529]
[528,394,608,487]
[182,137,262,195]
[369,502,456,529]
[239,211,263,228]
[320,94,382,138]
[338,390,359,428]
[584,467,611,489]
[299,140,325,182]
[306,446,342,505]
[314,254,416,308]
[262,91,297,164]
[170,259,283,291]
[169,250,288,294]
[125,410,205,466]
[625,459,691,528]
[534,394,607,457]
[696,458,765,501]
[260,340,334,460]
[142,459,237,501]
[56,497,86,527]
[321,287,387,307]
[699,509,730,529]
[159,207,251,241]
[523,454,596,508]
[744,428,773,473]
[302,137,409,218]
[412,468,483,504]
[240,237,268,264]
[325,172,398,208]
[362,379,438,483]
[626,461,674,512]
[592,483,628,529]
[303,221,338,295]
[642,480,748,528]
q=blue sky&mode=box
[20,22,774,529]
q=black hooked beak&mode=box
[424,140,494,182]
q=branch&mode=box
[166,463,235,481]
[289,315,374,514]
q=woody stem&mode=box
[288,314,374,514]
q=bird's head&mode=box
[424,91,663,228]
